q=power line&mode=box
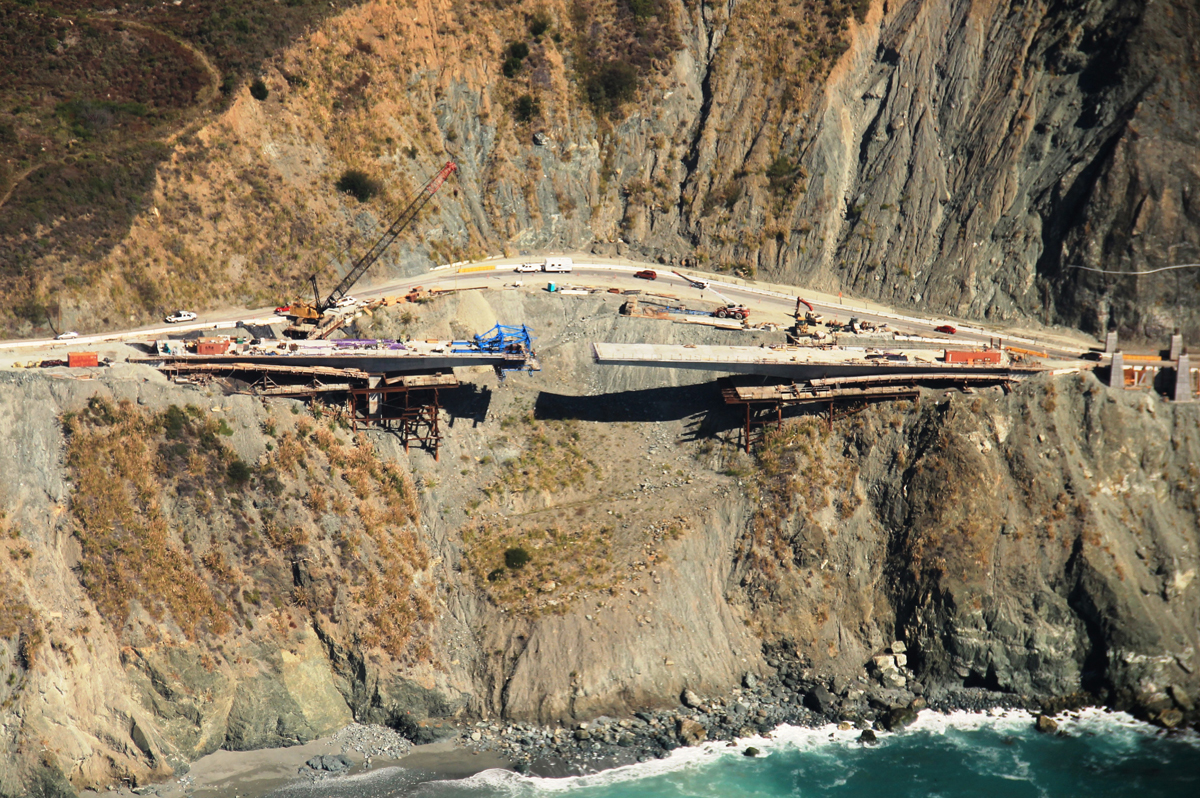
[1069,262,1200,275]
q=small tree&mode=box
[227,459,252,487]
[503,41,531,78]
[504,547,531,569]
[513,94,540,123]
[503,56,524,78]
[528,11,552,38]
[586,61,638,117]
[249,79,269,101]
[335,169,380,202]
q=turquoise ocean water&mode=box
[270,710,1199,798]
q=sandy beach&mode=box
[80,734,513,798]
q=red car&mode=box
[934,324,957,335]
[274,305,291,315]
[633,269,657,280]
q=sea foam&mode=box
[416,707,1194,797]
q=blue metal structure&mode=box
[447,325,538,376]
[471,324,534,353]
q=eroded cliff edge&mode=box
[0,292,1196,796]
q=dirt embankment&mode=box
[0,291,1197,796]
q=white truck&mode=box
[515,257,573,273]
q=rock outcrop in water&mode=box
[0,292,1196,796]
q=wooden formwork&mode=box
[721,372,1017,452]
[347,374,459,460]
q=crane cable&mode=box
[317,159,448,276]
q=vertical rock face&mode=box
[7,1,1194,340]
[642,0,1200,339]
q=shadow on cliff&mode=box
[535,383,829,443]
[535,384,736,441]
[441,383,493,428]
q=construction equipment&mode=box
[708,286,750,320]
[286,161,458,338]
[670,271,749,320]
[671,270,709,290]
[795,297,820,320]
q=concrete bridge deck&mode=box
[592,342,1047,381]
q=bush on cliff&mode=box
[335,169,381,202]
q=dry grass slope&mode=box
[62,396,434,661]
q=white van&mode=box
[543,257,573,273]
[515,262,541,273]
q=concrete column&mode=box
[1175,355,1194,403]
[1169,334,1184,362]
[1109,352,1125,389]
[368,375,381,415]
[1105,331,1119,354]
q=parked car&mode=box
[165,310,197,323]
[55,331,79,340]
[334,296,358,308]
[934,324,957,335]
[633,269,657,280]
[274,305,291,315]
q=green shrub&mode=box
[505,547,531,569]
[585,61,638,116]
[335,169,380,202]
[227,459,252,486]
[508,41,530,60]
[162,405,188,439]
[249,79,269,101]
[513,94,540,123]
[627,0,656,19]
[528,12,551,38]
[766,156,794,180]
[502,56,524,78]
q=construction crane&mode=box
[670,271,749,320]
[671,270,710,290]
[706,285,750,320]
[286,161,458,337]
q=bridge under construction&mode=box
[592,341,1061,450]
[132,325,538,458]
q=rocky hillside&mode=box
[1,0,1196,340]
[0,292,1196,796]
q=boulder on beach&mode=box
[306,754,352,773]
[804,684,836,715]
[676,718,707,745]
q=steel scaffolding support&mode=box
[347,375,458,460]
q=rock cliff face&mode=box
[0,292,1197,797]
[3,0,1195,340]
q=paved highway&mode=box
[0,256,1095,360]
